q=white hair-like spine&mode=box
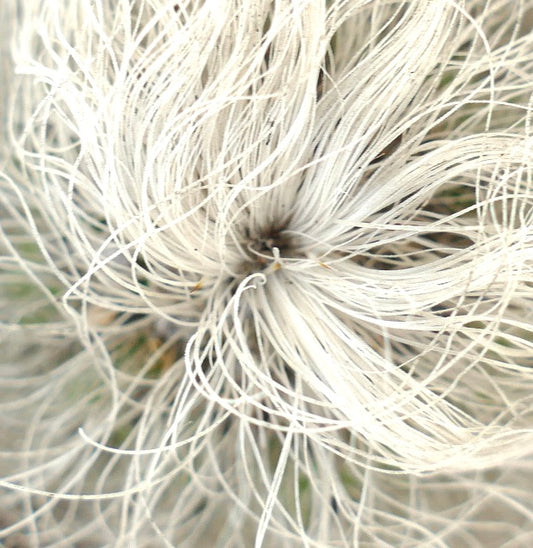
[1,1,533,546]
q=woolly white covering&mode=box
[1,1,532,546]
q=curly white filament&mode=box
[1,1,532,546]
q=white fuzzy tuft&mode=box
[1,1,533,546]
